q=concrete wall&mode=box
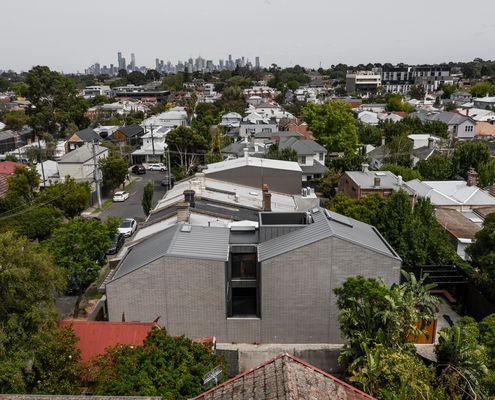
[106,237,401,344]
[217,343,344,376]
[206,165,302,194]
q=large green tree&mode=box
[141,180,154,217]
[0,231,76,394]
[7,166,40,203]
[166,126,208,177]
[99,156,129,192]
[45,217,115,306]
[89,327,225,399]
[303,101,358,153]
[36,177,91,218]
[417,155,452,180]
[25,66,89,135]
[265,143,298,162]
[470,81,495,98]
[452,140,491,179]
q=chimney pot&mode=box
[183,189,196,207]
[361,163,369,172]
[428,137,434,149]
[262,184,271,211]
[381,136,386,146]
[467,168,478,187]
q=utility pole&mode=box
[166,146,171,191]
[150,124,155,159]
[92,141,102,209]
[37,136,46,189]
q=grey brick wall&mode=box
[106,237,401,344]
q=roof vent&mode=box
[324,209,353,228]
[180,225,192,233]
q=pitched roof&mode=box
[279,137,327,155]
[205,156,302,174]
[258,208,400,262]
[344,171,401,190]
[70,127,101,143]
[58,320,157,362]
[476,121,495,137]
[59,143,107,163]
[405,179,495,207]
[435,208,481,240]
[116,124,144,137]
[301,160,328,174]
[430,111,472,125]
[112,224,230,281]
[192,353,375,400]
[0,161,26,175]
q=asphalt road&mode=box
[99,171,169,223]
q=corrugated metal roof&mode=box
[258,208,400,262]
[168,225,230,261]
[111,224,229,282]
[58,320,157,362]
[113,225,179,280]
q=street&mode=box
[98,171,169,223]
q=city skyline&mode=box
[1,0,495,73]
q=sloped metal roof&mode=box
[111,224,230,282]
[258,208,400,262]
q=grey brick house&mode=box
[105,208,401,344]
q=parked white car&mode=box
[148,163,166,171]
[113,191,129,202]
[118,218,137,237]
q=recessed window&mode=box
[227,248,260,318]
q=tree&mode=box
[385,135,413,167]
[439,83,457,99]
[417,155,452,180]
[409,85,425,100]
[166,126,208,177]
[141,180,154,217]
[99,156,129,192]
[385,93,414,112]
[0,231,66,393]
[303,101,358,153]
[145,69,161,82]
[36,177,91,218]
[25,66,89,135]
[466,213,495,295]
[470,81,495,98]
[3,110,28,130]
[0,205,63,241]
[334,272,439,366]
[265,143,298,162]
[89,327,225,399]
[382,163,422,181]
[349,345,441,399]
[45,217,115,313]
[313,168,341,199]
[436,324,488,399]
[208,127,223,163]
[452,140,491,178]
[7,166,40,203]
[329,193,385,227]
[126,71,146,86]
[478,159,495,188]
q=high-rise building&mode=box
[130,53,136,71]
[255,56,260,69]
[117,52,124,71]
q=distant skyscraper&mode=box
[255,56,260,69]
[130,53,136,71]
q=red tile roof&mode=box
[58,320,158,362]
[0,161,26,175]
[193,352,375,400]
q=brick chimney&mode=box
[381,136,386,146]
[176,201,190,223]
[361,163,369,172]
[428,137,434,149]
[490,185,495,197]
[467,168,478,187]
[262,184,272,211]
[183,189,196,207]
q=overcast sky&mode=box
[2,0,495,73]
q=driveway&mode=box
[98,171,168,223]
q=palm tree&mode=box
[436,324,488,399]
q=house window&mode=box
[227,247,260,318]
[319,152,324,161]
[301,155,306,164]
[465,125,473,132]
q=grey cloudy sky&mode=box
[1,0,494,72]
